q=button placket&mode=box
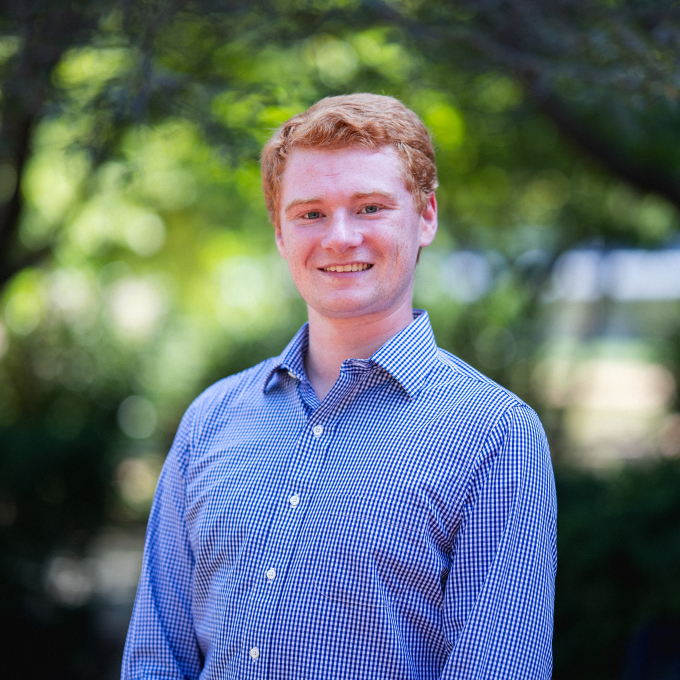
[244,421,331,667]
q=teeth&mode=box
[323,263,371,272]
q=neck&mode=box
[304,302,415,402]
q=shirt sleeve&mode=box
[440,403,557,679]
[121,403,203,680]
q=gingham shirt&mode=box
[122,310,557,680]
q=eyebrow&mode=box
[284,196,323,214]
[352,190,398,202]
[283,190,398,215]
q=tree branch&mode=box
[0,245,51,289]
[525,80,680,212]
[0,112,34,266]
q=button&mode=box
[287,371,296,379]
[266,568,276,581]
[250,647,260,661]
[312,425,324,436]
[289,493,300,508]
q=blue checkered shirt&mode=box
[122,310,557,679]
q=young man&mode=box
[122,94,557,679]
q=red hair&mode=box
[261,93,438,226]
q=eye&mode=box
[303,210,322,219]
[362,205,380,214]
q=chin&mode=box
[312,296,384,319]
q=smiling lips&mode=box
[321,263,373,272]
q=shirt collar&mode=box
[368,309,438,398]
[264,310,438,398]
[264,322,310,391]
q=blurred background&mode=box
[1,0,679,677]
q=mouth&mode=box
[320,263,373,272]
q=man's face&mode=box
[275,145,437,321]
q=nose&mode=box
[321,209,363,252]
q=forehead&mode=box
[280,145,407,197]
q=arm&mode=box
[122,405,203,680]
[441,404,557,679]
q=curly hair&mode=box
[261,93,438,226]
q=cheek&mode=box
[282,238,313,278]
[388,224,417,262]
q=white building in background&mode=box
[550,248,680,302]
[542,248,680,468]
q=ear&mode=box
[275,223,287,259]
[418,192,438,248]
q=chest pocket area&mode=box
[187,450,260,580]
[311,497,429,609]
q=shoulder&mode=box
[430,347,530,421]
[181,356,279,441]
[431,350,552,487]
[429,348,550,467]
